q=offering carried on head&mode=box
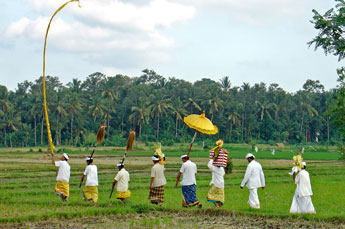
[209,139,228,167]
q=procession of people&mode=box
[50,138,315,215]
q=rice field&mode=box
[0,145,344,228]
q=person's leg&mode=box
[248,188,260,209]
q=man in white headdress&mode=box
[112,162,131,201]
[240,153,265,209]
[290,162,316,214]
[52,153,70,201]
[80,157,98,203]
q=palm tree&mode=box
[129,100,149,138]
[101,86,118,135]
[220,76,231,92]
[56,100,66,145]
[255,100,273,121]
[299,101,318,138]
[148,91,172,139]
[1,107,21,147]
[171,98,187,137]
[66,93,82,145]
[184,98,201,114]
[228,111,240,140]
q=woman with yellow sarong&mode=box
[52,153,70,201]
[207,159,225,207]
[80,157,98,203]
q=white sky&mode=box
[0,0,343,92]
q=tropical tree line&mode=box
[0,70,340,148]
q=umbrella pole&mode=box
[187,131,198,157]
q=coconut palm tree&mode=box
[171,98,188,137]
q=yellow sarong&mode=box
[55,181,69,197]
[83,186,98,202]
[207,184,224,204]
[116,190,131,199]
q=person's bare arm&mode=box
[112,180,117,190]
[150,177,154,190]
[175,172,182,188]
[79,174,86,188]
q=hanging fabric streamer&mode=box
[42,0,81,154]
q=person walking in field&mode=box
[240,153,265,209]
[80,157,98,203]
[52,152,70,201]
[206,159,225,207]
[149,155,166,206]
[290,162,316,214]
[175,155,202,208]
[112,163,131,201]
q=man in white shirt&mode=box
[175,155,201,208]
[112,163,131,201]
[149,155,167,205]
[52,152,70,201]
[290,162,316,214]
[207,159,225,207]
[80,157,99,203]
[240,153,265,209]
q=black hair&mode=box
[87,158,93,164]
[248,156,254,160]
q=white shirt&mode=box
[208,160,225,188]
[151,163,166,187]
[241,160,265,189]
[180,160,197,186]
[114,168,130,192]
[84,165,98,186]
[295,170,313,197]
[55,161,70,182]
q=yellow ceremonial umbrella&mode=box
[184,111,218,156]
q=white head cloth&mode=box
[152,156,159,161]
[302,162,306,166]
[63,153,69,160]
[180,154,188,159]
[246,153,255,159]
[117,162,123,167]
[85,157,92,161]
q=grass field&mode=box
[0,144,344,228]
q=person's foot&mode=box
[197,203,202,208]
[61,195,68,201]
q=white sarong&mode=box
[290,189,316,214]
[248,188,260,209]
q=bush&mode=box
[161,138,174,146]
[104,135,126,147]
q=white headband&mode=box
[152,156,159,161]
[63,153,69,160]
[117,163,123,167]
[245,153,255,159]
[180,154,188,159]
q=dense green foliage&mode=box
[309,0,345,152]
[0,72,339,147]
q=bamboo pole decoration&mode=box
[43,0,81,154]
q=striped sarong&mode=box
[182,184,199,207]
[55,181,69,198]
[116,190,131,200]
[207,184,224,206]
[82,186,98,203]
[149,186,164,204]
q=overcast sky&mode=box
[0,0,343,92]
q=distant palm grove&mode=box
[0,69,339,147]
